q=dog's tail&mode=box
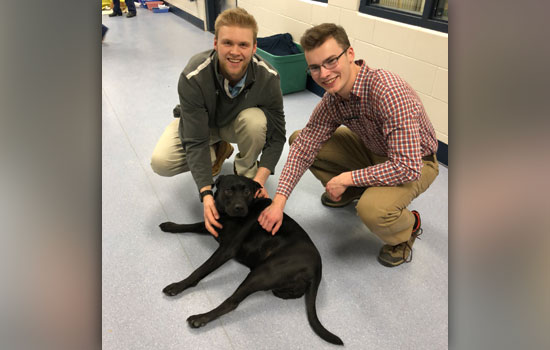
[305,266,344,345]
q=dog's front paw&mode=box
[159,222,176,232]
[162,282,185,296]
[187,313,210,328]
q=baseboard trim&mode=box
[164,2,204,30]
[436,141,448,166]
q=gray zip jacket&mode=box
[177,49,286,191]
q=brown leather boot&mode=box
[212,141,234,176]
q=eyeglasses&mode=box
[306,47,349,75]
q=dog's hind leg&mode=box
[187,264,277,328]
[159,221,209,234]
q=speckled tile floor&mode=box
[102,8,448,349]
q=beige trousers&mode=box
[151,107,267,178]
[290,127,439,245]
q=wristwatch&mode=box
[199,190,214,202]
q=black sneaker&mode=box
[126,12,136,18]
[320,187,365,208]
[377,210,423,267]
[109,11,122,17]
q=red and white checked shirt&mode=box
[276,61,438,198]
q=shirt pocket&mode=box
[343,115,366,135]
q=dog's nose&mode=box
[234,204,245,214]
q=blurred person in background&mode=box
[109,0,136,18]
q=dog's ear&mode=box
[214,175,224,189]
[252,180,263,193]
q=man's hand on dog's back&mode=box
[258,194,286,235]
[203,195,222,237]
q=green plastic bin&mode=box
[256,44,307,95]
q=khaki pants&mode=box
[151,107,267,178]
[290,127,439,246]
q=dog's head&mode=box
[214,175,262,217]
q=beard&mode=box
[219,56,251,84]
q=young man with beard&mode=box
[258,23,440,267]
[151,8,285,236]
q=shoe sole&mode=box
[377,256,406,268]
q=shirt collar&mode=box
[350,60,367,98]
[224,72,247,98]
[329,60,367,104]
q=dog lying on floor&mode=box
[159,174,343,345]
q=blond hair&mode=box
[214,8,259,43]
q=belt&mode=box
[422,153,436,162]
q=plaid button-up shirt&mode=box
[276,60,438,198]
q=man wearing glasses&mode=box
[258,23,439,267]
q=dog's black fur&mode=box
[160,175,343,345]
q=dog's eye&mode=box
[243,189,251,196]
[224,189,233,195]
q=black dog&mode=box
[160,175,343,345]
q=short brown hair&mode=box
[214,8,259,43]
[300,23,351,51]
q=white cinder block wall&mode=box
[168,0,207,29]
[238,0,448,146]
